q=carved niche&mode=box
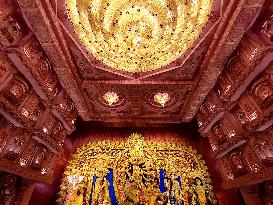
[30,145,47,170]
[207,113,245,157]
[20,37,60,100]
[231,104,249,125]
[0,53,14,85]
[229,150,249,177]
[218,157,235,181]
[53,90,77,126]
[0,1,26,47]
[197,103,210,128]
[214,72,233,101]
[243,138,262,173]
[197,91,224,130]
[213,122,227,147]
[238,93,261,123]
[225,52,248,85]
[250,74,273,108]
[1,74,30,109]
[19,93,46,127]
[253,138,273,167]
[261,15,273,42]
[0,119,12,149]
[0,74,47,127]
[35,110,66,147]
[2,131,28,161]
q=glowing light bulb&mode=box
[154,92,170,107]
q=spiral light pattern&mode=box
[66,0,213,73]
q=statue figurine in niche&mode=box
[4,78,29,106]
[146,167,161,205]
[251,77,273,107]
[0,14,25,46]
[4,137,24,160]
[192,177,211,205]
[31,147,47,169]
[261,15,273,42]
[254,140,273,167]
[213,123,227,146]
[256,84,273,103]
[230,152,248,177]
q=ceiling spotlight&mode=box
[103,91,119,106]
[154,92,170,107]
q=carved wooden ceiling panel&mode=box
[83,81,192,122]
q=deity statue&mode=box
[92,168,111,205]
[167,173,183,205]
[64,189,76,205]
[146,168,161,205]
[192,178,209,205]
[123,163,147,204]
[75,187,84,205]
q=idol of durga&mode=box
[57,133,217,205]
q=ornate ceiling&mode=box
[33,0,221,123]
[0,0,271,189]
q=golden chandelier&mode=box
[66,0,213,73]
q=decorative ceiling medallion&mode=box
[103,91,119,106]
[66,0,213,73]
[154,92,170,107]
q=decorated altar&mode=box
[57,134,217,205]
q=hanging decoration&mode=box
[57,133,217,205]
[66,0,213,73]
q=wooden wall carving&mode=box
[0,0,77,183]
[196,1,273,189]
